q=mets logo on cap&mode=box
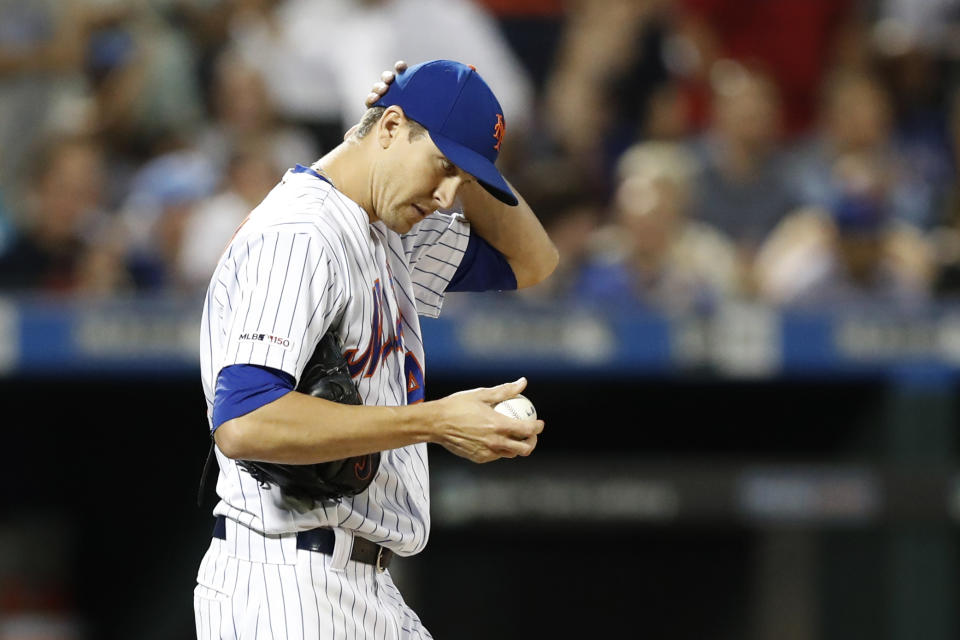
[493,114,505,151]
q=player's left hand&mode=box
[365,60,407,107]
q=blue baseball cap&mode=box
[373,59,518,206]
[832,192,887,234]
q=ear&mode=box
[376,106,405,149]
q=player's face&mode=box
[374,125,472,234]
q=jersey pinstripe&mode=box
[199,167,470,559]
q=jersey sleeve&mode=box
[447,232,517,292]
[211,364,295,432]
[400,212,471,317]
[221,230,346,380]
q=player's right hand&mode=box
[429,378,544,463]
[365,60,408,108]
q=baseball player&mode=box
[193,59,557,639]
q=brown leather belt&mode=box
[213,515,393,572]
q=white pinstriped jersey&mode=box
[199,166,470,558]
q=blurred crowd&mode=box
[0,0,959,314]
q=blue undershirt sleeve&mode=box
[212,364,296,432]
[447,232,517,292]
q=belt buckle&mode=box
[375,546,387,573]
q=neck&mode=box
[313,139,376,222]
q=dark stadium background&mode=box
[4,363,956,638]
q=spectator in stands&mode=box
[670,0,864,137]
[167,0,237,90]
[688,61,800,262]
[0,136,129,294]
[472,0,565,93]
[119,147,219,291]
[194,50,316,178]
[0,0,91,209]
[640,80,693,143]
[930,85,960,297]
[787,68,938,230]
[572,141,743,313]
[754,152,932,310]
[227,0,534,165]
[78,1,208,214]
[177,137,279,292]
[540,0,863,185]
[219,0,342,151]
[83,2,205,150]
[541,0,668,171]
[0,0,210,214]
[512,162,604,302]
[871,18,955,230]
[875,0,960,59]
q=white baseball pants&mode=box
[194,536,433,639]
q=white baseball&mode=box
[493,394,537,420]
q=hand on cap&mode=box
[365,60,408,108]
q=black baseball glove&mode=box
[236,331,380,504]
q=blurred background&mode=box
[1,0,960,638]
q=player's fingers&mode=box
[492,431,538,459]
[518,433,538,456]
[479,377,527,403]
[381,70,395,84]
[448,386,483,400]
[527,419,545,436]
[394,60,407,73]
[502,418,543,440]
[490,436,522,459]
[466,447,497,464]
[364,80,390,107]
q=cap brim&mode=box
[428,132,518,206]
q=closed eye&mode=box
[438,156,474,183]
[439,158,457,176]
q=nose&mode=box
[433,176,461,210]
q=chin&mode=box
[384,216,415,235]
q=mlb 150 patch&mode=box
[238,332,294,351]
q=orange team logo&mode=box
[493,113,505,151]
[354,455,372,481]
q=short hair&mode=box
[353,106,427,141]
[616,141,697,191]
